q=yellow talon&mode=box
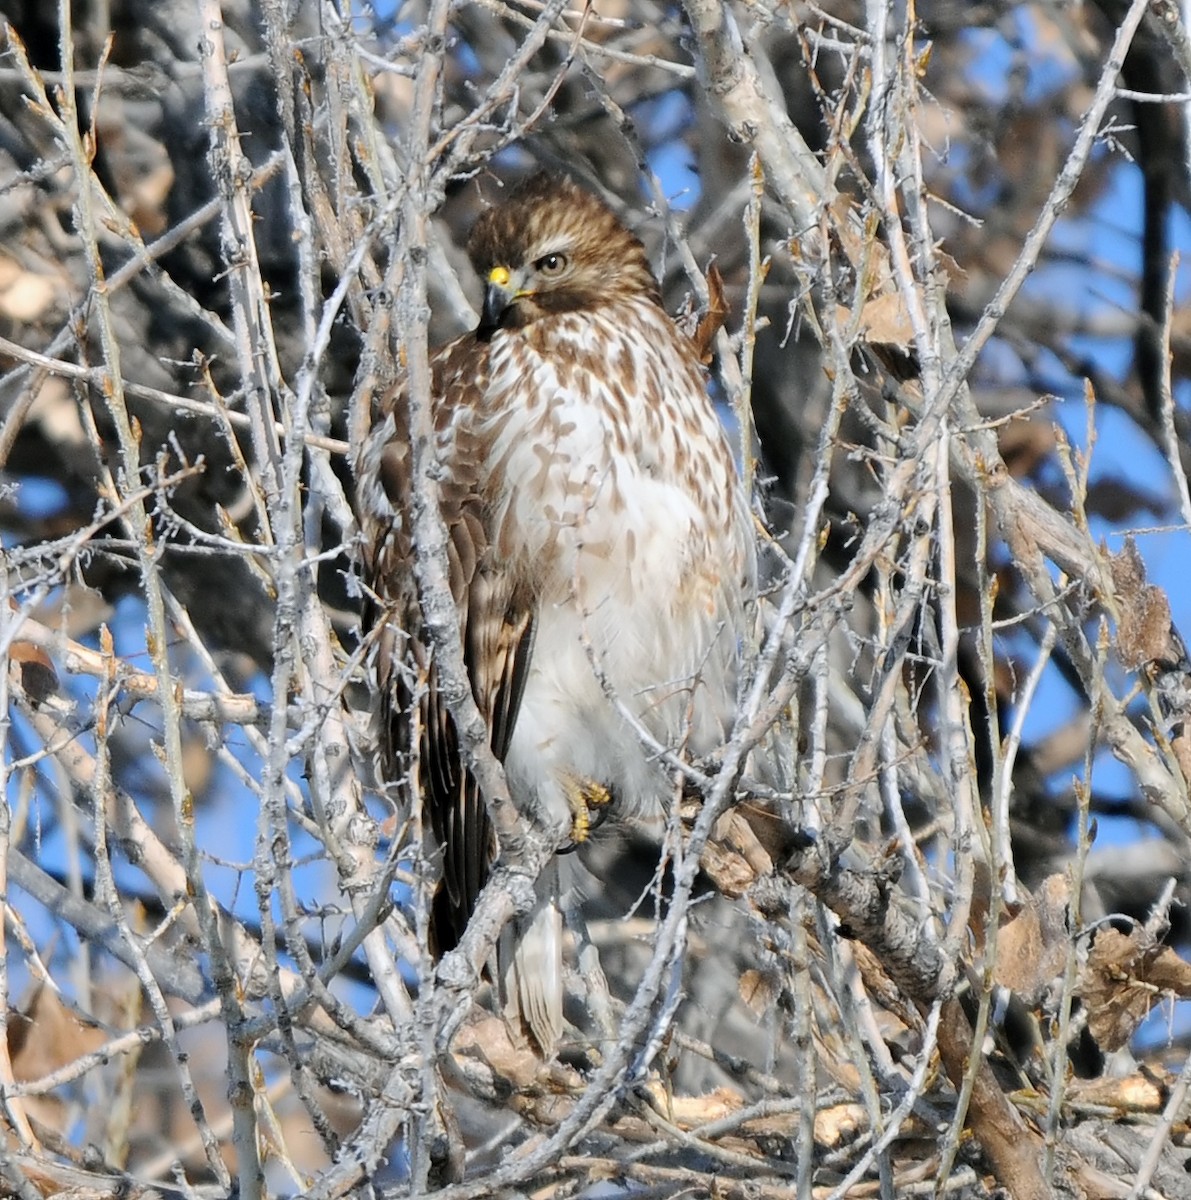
[570,801,590,844]
[583,780,612,810]
[563,777,612,844]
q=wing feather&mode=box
[359,333,537,954]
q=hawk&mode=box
[357,173,755,1053]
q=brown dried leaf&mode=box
[181,733,214,798]
[121,161,175,238]
[993,874,1071,1005]
[738,968,778,1017]
[998,417,1057,480]
[822,192,916,354]
[9,985,108,1083]
[1080,928,1191,1052]
[1108,538,1175,669]
[852,289,916,348]
[689,262,730,365]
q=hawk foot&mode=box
[560,777,612,850]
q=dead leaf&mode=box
[8,984,110,1142]
[690,262,730,365]
[1108,538,1176,670]
[993,874,1071,1005]
[999,417,1057,480]
[9,985,108,1081]
[1080,928,1191,1052]
[842,289,916,348]
[738,968,779,1017]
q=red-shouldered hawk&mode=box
[357,173,755,1053]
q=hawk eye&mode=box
[535,252,568,277]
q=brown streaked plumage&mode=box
[357,173,755,1053]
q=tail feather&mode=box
[499,861,563,1054]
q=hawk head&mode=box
[467,173,663,338]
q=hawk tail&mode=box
[498,860,564,1055]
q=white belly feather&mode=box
[466,299,754,830]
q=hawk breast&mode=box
[460,297,754,822]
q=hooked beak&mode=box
[478,265,519,337]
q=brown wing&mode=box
[360,334,536,954]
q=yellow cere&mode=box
[488,265,511,287]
